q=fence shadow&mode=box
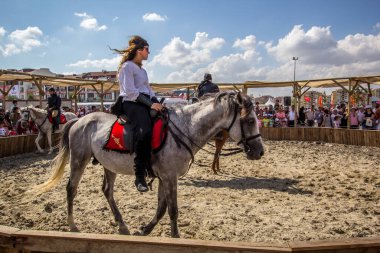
[180,176,313,195]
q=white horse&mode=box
[33,92,264,237]
[21,106,77,154]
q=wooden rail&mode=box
[0,128,379,158]
[0,226,379,253]
[260,127,380,147]
[0,134,60,158]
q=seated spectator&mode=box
[275,107,287,127]
[315,107,324,127]
[287,105,296,127]
[298,106,306,126]
[0,121,9,136]
[357,106,365,129]
[333,115,341,128]
[306,107,315,127]
[374,103,380,130]
[331,109,342,128]
[10,107,21,128]
[322,108,331,128]
[364,106,374,129]
[262,116,270,127]
[340,109,348,129]
[349,108,359,129]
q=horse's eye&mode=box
[247,118,255,126]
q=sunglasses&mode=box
[142,46,149,53]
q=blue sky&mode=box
[1,0,380,96]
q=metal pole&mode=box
[292,57,298,127]
[292,57,298,82]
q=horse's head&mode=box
[21,107,32,123]
[221,92,264,160]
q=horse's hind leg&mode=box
[137,179,167,236]
[66,151,91,232]
[102,169,130,235]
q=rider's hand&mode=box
[151,103,164,111]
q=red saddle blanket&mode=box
[48,114,67,124]
[104,118,168,153]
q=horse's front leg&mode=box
[35,133,44,153]
[136,179,167,236]
[163,178,179,238]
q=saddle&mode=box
[48,114,67,124]
[103,112,168,154]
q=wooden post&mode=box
[31,77,45,108]
[100,83,104,112]
[347,79,352,128]
[367,82,372,105]
[242,85,248,95]
[293,83,298,127]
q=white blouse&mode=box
[118,61,155,101]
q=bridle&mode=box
[22,108,49,133]
[233,101,262,154]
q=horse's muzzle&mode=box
[245,140,264,160]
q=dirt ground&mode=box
[0,140,379,245]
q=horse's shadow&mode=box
[180,176,313,195]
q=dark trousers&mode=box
[122,101,152,177]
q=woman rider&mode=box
[114,36,163,192]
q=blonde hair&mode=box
[112,35,149,72]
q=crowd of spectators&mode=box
[1,99,380,137]
[255,99,380,130]
[0,100,38,137]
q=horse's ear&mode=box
[237,92,243,105]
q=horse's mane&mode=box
[27,106,47,114]
[214,92,238,114]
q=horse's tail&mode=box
[34,118,79,194]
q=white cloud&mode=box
[161,34,260,82]
[142,13,167,22]
[112,16,119,22]
[233,35,257,50]
[374,22,380,30]
[150,32,225,68]
[66,56,120,69]
[0,27,6,39]
[74,12,107,31]
[265,24,380,66]
[0,26,43,56]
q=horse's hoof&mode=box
[70,227,80,232]
[119,227,130,235]
[132,230,144,236]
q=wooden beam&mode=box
[0,225,379,253]
[300,86,311,97]
[332,79,349,92]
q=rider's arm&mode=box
[56,96,62,109]
[136,94,153,107]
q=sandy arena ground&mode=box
[0,140,379,245]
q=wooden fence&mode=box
[0,134,60,158]
[0,128,379,158]
[0,226,379,253]
[260,127,380,147]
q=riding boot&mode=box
[134,147,149,192]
